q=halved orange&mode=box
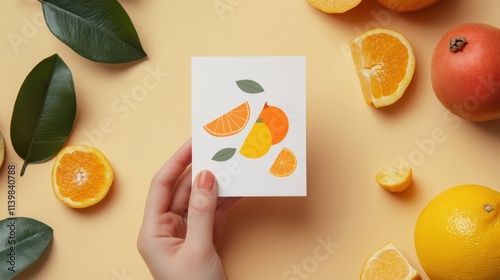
[269,148,297,177]
[204,101,250,137]
[0,131,5,169]
[360,242,422,280]
[307,0,362,13]
[350,28,415,108]
[52,145,113,208]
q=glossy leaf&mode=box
[212,148,237,162]
[236,79,265,94]
[11,54,76,176]
[40,0,147,63]
[0,217,53,279]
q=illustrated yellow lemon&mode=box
[239,120,272,159]
[414,184,500,280]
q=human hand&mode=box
[137,139,240,280]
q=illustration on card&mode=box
[204,79,296,177]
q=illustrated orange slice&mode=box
[350,28,416,108]
[360,242,422,280]
[269,148,297,177]
[204,101,250,137]
[52,145,114,208]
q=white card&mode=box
[192,56,306,197]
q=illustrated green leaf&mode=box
[212,148,237,162]
[10,54,76,176]
[40,0,147,63]
[0,217,53,279]
[236,79,265,94]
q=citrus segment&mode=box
[415,184,500,280]
[376,165,412,192]
[52,145,113,208]
[350,28,415,108]
[360,242,422,280]
[307,0,362,13]
[0,131,5,169]
[203,102,250,137]
[239,120,272,159]
[258,102,289,145]
[269,148,297,177]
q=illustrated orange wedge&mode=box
[52,145,114,208]
[269,148,297,177]
[204,101,250,137]
[360,242,422,280]
[350,28,416,108]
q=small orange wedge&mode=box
[204,102,250,137]
[360,242,422,280]
[269,148,297,177]
[307,0,362,13]
[52,145,113,208]
[350,28,415,108]
[376,165,413,193]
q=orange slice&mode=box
[350,28,415,108]
[361,242,422,280]
[204,102,250,137]
[0,131,5,169]
[52,145,114,208]
[307,0,362,13]
[375,165,413,192]
[269,148,297,177]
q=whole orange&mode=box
[414,184,500,280]
[376,0,440,12]
[257,102,289,145]
[431,23,500,121]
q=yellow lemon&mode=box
[414,184,500,280]
[239,120,272,159]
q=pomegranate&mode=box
[431,23,500,121]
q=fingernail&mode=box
[197,170,215,191]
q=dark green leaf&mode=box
[10,54,76,176]
[40,0,147,63]
[236,79,264,94]
[0,217,53,279]
[212,148,237,162]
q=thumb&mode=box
[185,170,218,250]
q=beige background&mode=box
[0,0,499,279]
